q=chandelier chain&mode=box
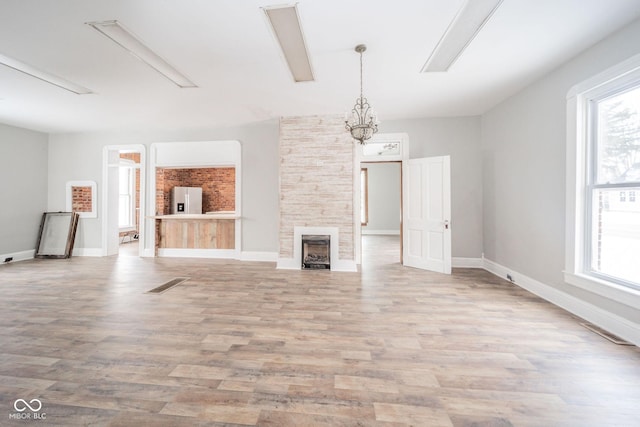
[360,49,364,102]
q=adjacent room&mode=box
[1,1,639,425]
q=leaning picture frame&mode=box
[34,212,80,259]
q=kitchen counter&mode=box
[153,214,236,253]
[153,212,238,220]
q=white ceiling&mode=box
[1,0,640,134]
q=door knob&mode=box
[444,220,450,230]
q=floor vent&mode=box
[147,277,189,294]
[580,322,634,346]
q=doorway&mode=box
[102,144,146,257]
[354,133,408,266]
[360,161,402,266]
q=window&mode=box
[360,168,368,226]
[580,76,640,290]
[119,162,136,229]
[567,54,640,302]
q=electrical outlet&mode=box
[4,257,13,263]
[507,274,514,282]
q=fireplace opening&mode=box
[302,235,330,270]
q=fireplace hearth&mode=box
[302,235,330,269]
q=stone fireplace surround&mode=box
[277,115,357,272]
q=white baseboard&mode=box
[483,258,640,347]
[277,257,358,272]
[452,257,483,268]
[0,249,35,265]
[157,248,237,259]
[141,248,155,257]
[276,258,299,270]
[362,229,400,235]
[72,248,102,257]
[240,251,278,262]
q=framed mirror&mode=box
[66,180,97,218]
[35,212,80,259]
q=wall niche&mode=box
[156,167,236,215]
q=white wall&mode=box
[363,162,401,234]
[481,18,640,325]
[382,116,483,258]
[0,123,48,258]
[47,120,279,254]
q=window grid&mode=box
[585,83,640,289]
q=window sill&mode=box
[564,272,640,309]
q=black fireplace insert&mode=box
[301,235,330,269]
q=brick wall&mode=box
[156,167,235,214]
[279,115,354,260]
[71,186,93,212]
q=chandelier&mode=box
[345,44,378,144]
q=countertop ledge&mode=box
[151,214,239,219]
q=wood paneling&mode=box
[216,219,235,249]
[158,219,234,249]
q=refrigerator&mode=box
[171,187,203,214]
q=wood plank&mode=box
[216,219,235,249]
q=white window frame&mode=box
[118,160,137,231]
[565,53,640,307]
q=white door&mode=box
[403,156,451,273]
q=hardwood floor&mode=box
[0,236,638,426]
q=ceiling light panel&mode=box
[86,20,197,88]
[0,53,92,94]
[421,0,503,72]
[264,4,314,82]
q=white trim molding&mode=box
[66,180,97,219]
[157,248,238,259]
[483,258,640,347]
[0,249,35,264]
[148,140,242,259]
[240,251,278,262]
[565,52,640,314]
[354,132,409,266]
[452,257,483,268]
[72,248,103,257]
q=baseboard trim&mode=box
[240,251,278,262]
[452,257,483,268]
[0,249,35,265]
[72,248,102,257]
[483,258,640,347]
[157,248,237,259]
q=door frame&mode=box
[102,144,146,257]
[354,133,409,265]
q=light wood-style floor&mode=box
[1,235,639,426]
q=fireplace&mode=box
[301,235,330,269]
